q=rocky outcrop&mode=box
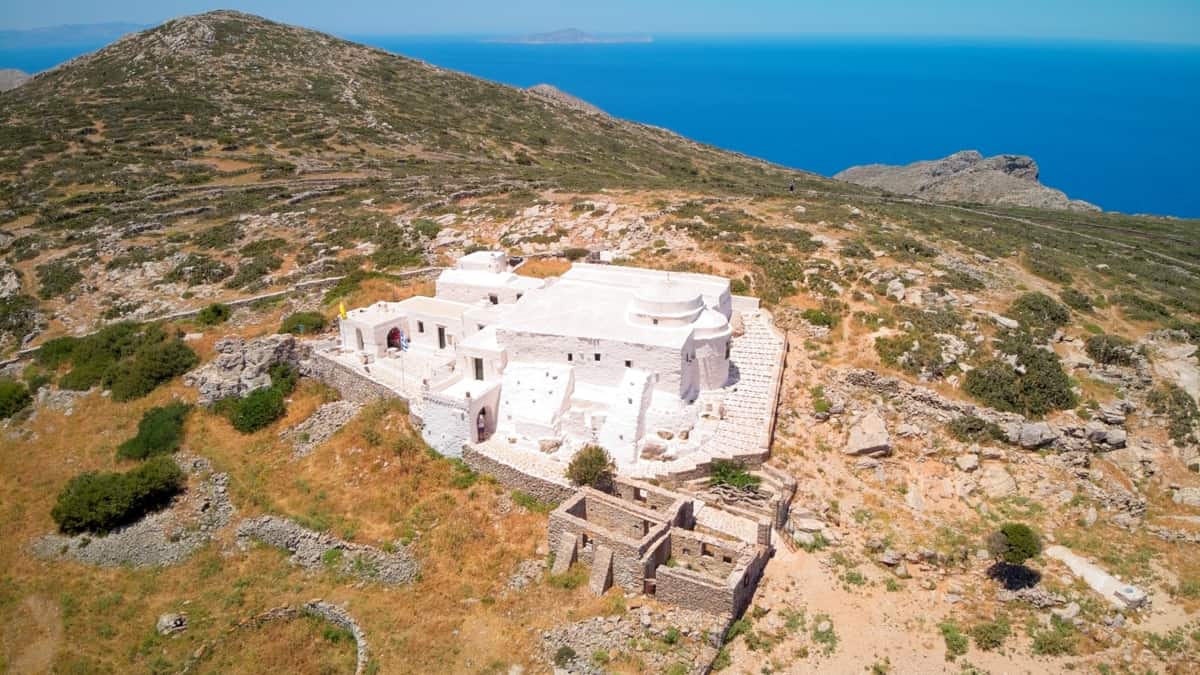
[843,411,891,456]
[835,150,1100,212]
[236,516,419,585]
[184,334,298,404]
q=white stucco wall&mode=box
[497,330,690,397]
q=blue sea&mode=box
[4,37,1199,217]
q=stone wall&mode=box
[299,349,404,404]
[548,492,670,592]
[420,392,471,458]
[462,445,574,504]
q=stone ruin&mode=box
[183,334,298,405]
[547,473,794,618]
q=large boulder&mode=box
[979,464,1017,499]
[844,411,892,457]
[184,334,298,404]
[1009,421,1058,449]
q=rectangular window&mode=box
[722,555,733,564]
[488,293,498,305]
[417,321,424,333]
[567,353,573,362]
[624,360,632,368]
[725,341,731,359]
[594,353,601,362]
[473,358,484,381]
[516,293,523,300]
[701,543,713,558]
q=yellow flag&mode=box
[339,302,347,320]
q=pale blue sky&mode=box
[2,1,1199,44]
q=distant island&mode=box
[491,28,652,44]
[0,22,146,49]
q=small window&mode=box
[516,293,523,300]
[725,341,731,359]
[567,353,573,362]
[652,318,659,325]
[624,360,632,368]
[477,323,484,330]
[417,321,425,333]
[488,294,498,305]
[701,543,713,558]
[593,353,601,362]
[722,555,733,564]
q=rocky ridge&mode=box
[835,150,1100,212]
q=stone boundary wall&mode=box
[1,266,445,368]
[300,350,406,404]
[179,601,371,675]
[462,445,574,504]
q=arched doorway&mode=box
[475,408,490,442]
[387,326,403,350]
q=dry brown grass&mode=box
[0,334,607,673]
[516,258,570,279]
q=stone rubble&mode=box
[236,515,419,585]
[283,399,362,458]
[183,334,299,404]
[31,454,235,567]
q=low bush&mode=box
[50,455,184,534]
[1059,287,1093,312]
[709,460,762,489]
[946,415,1005,444]
[801,308,836,327]
[1147,383,1199,446]
[196,303,232,326]
[117,402,190,460]
[970,618,1011,651]
[964,334,1075,417]
[565,444,614,489]
[938,620,969,660]
[1030,617,1076,656]
[1007,292,1069,340]
[36,257,84,299]
[563,247,590,262]
[279,311,327,335]
[107,339,200,402]
[1084,333,1135,366]
[0,379,32,419]
[215,363,298,433]
[1115,292,1172,323]
[986,523,1042,565]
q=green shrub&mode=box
[1147,384,1199,446]
[1084,333,1135,366]
[214,363,297,433]
[553,646,576,667]
[0,379,32,419]
[1059,287,1093,312]
[1115,292,1172,323]
[840,239,873,259]
[709,460,761,489]
[107,339,199,402]
[938,620,969,660]
[563,247,590,262]
[986,523,1041,565]
[36,257,84,299]
[1030,617,1076,656]
[946,415,1005,444]
[117,402,190,460]
[279,311,327,335]
[801,308,836,327]
[165,253,233,286]
[50,456,184,534]
[970,618,1011,651]
[1007,292,1069,340]
[196,303,232,326]
[964,333,1075,417]
[565,444,614,489]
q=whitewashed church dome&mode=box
[629,279,704,325]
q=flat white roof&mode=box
[562,263,729,306]
[497,280,694,349]
[392,295,474,321]
[438,268,543,290]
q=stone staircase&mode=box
[630,310,786,481]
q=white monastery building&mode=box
[329,251,785,482]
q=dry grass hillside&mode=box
[1,9,1199,675]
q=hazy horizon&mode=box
[1,1,1198,45]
